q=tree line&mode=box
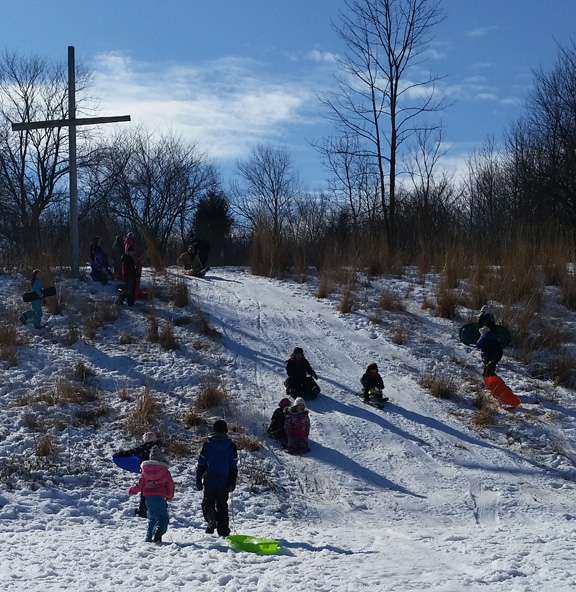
[1,0,575,276]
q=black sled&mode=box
[22,286,56,302]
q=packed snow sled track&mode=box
[192,270,576,535]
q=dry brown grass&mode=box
[435,276,459,319]
[471,392,499,426]
[182,406,209,429]
[169,278,190,308]
[337,284,355,313]
[124,389,161,437]
[168,439,192,458]
[84,301,119,339]
[158,321,179,350]
[194,379,228,410]
[35,435,59,458]
[419,368,456,399]
[233,433,262,452]
[391,325,409,345]
[378,288,406,312]
[315,272,335,298]
[118,332,135,345]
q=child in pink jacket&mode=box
[284,397,311,454]
[129,446,175,543]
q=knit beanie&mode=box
[149,446,167,463]
[213,420,228,434]
[278,397,292,408]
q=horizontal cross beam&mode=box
[11,115,131,132]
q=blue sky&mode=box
[3,0,576,188]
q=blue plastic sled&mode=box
[113,456,141,473]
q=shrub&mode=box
[159,321,178,351]
[169,278,190,308]
[419,368,456,399]
[315,272,335,298]
[182,407,209,429]
[195,379,228,410]
[337,285,355,313]
[378,289,405,312]
[471,393,498,426]
[124,389,161,437]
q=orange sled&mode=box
[484,376,521,410]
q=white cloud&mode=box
[465,26,498,38]
[91,52,319,160]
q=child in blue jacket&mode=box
[196,420,238,537]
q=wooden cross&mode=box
[11,46,131,278]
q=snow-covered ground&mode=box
[1,265,576,591]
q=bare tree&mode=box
[91,128,217,256]
[322,0,446,251]
[0,50,92,256]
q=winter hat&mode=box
[278,397,292,408]
[292,347,304,355]
[367,362,378,373]
[293,397,306,408]
[479,326,491,336]
[213,419,228,434]
[149,446,167,463]
[480,305,491,314]
[142,431,157,443]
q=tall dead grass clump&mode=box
[378,288,405,312]
[316,272,335,298]
[124,389,161,437]
[159,321,179,350]
[472,393,498,426]
[419,368,456,399]
[169,278,189,308]
[558,272,576,311]
[194,378,228,410]
[435,275,458,319]
[250,222,289,278]
[84,301,120,339]
[337,284,355,313]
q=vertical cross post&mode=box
[11,46,131,279]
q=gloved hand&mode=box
[196,479,203,491]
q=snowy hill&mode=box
[1,266,576,591]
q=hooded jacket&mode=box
[128,460,174,500]
[284,407,310,439]
[196,433,238,490]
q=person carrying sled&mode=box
[196,420,238,537]
[284,347,320,398]
[360,362,386,403]
[19,269,44,329]
[267,397,292,446]
[478,305,497,332]
[476,325,503,378]
[128,445,174,543]
[114,431,164,518]
[284,397,311,454]
[117,245,137,306]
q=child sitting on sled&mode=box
[267,397,292,446]
[284,397,311,454]
[360,363,386,403]
[128,446,174,543]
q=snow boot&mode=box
[205,522,216,534]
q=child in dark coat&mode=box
[476,326,503,378]
[196,420,238,537]
[267,397,292,445]
[114,432,164,518]
[360,363,386,403]
[284,397,311,454]
[284,347,320,397]
[128,446,174,543]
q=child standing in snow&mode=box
[19,269,43,329]
[360,362,386,403]
[476,326,503,378]
[284,397,311,454]
[196,420,238,537]
[267,397,292,446]
[128,446,174,543]
[114,432,164,518]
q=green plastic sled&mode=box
[226,535,282,554]
[459,323,510,348]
